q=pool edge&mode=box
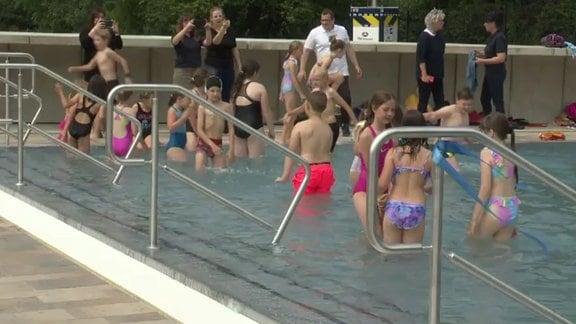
[0,184,278,324]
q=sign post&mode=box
[350,7,399,43]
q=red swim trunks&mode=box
[197,138,223,158]
[292,162,335,195]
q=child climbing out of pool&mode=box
[131,92,153,150]
[111,91,134,157]
[468,112,520,242]
[54,80,88,142]
[275,91,334,195]
[166,92,193,162]
[68,28,132,138]
[378,110,432,244]
[279,41,307,145]
[195,76,234,172]
[66,74,108,154]
[284,69,357,152]
[186,68,210,152]
[308,37,346,91]
[423,87,474,171]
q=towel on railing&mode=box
[466,51,478,92]
[565,41,576,60]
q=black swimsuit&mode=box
[233,82,263,139]
[68,98,97,140]
[136,103,152,138]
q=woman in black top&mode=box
[78,8,123,82]
[476,11,508,116]
[172,14,212,87]
[415,9,446,114]
[204,7,242,102]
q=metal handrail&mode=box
[367,126,576,324]
[0,75,43,144]
[1,52,35,146]
[0,63,142,183]
[105,84,311,249]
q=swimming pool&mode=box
[0,142,574,323]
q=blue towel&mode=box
[466,51,478,92]
[565,41,576,59]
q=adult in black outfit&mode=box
[476,11,508,116]
[415,8,446,114]
[79,8,123,82]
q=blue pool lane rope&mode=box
[432,141,548,254]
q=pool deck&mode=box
[6,124,576,147]
[0,217,178,324]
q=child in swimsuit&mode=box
[66,74,108,154]
[275,91,335,195]
[195,76,234,172]
[351,91,398,235]
[468,112,520,242]
[378,110,432,244]
[54,80,88,142]
[186,68,210,152]
[279,41,306,145]
[166,92,192,162]
[231,59,276,159]
[308,37,346,91]
[424,87,474,171]
[132,92,153,149]
[111,91,134,157]
[68,28,132,139]
[349,120,367,188]
[284,70,357,152]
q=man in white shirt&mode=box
[298,8,362,137]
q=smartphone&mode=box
[193,18,206,28]
[102,18,113,28]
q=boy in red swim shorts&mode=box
[195,76,234,171]
[275,91,335,195]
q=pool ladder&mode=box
[0,61,144,186]
[366,127,575,324]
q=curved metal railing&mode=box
[0,75,43,143]
[367,126,574,324]
[105,84,311,249]
[0,63,143,183]
[0,52,35,146]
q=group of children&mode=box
[55,27,520,247]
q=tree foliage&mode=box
[0,0,574,45]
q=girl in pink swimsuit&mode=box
[112,91,134,157]
[352,91,400,236]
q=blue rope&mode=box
[432,141,547,253]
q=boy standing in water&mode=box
[276,91,335,195]
[195,76,234,172]
[423,87,474,171]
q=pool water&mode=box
[0,142,575,323]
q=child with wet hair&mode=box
[378,110,432,244]
[468,112,519,241]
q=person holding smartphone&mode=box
[204,6,242,103]
[79,7,123,82]
[172,13,213,88]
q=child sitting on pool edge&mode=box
[195,76,234,172]
[275,91,335,195]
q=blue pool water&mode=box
[0,142,575,323]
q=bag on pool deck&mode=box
[540,33,566,47]
[566,102,576,121]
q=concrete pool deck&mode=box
[0,217,178,324]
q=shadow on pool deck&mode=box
[0,217,178,324]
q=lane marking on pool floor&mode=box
[0,188,257,324]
